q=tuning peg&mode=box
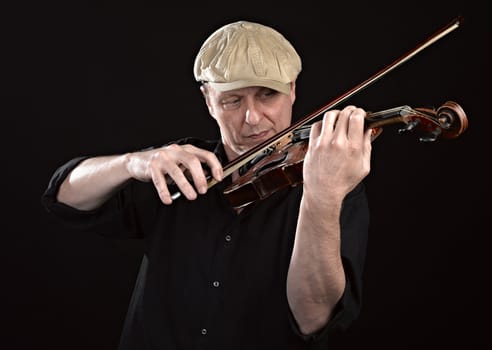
[419,128,442,142]
[398,119,420,134]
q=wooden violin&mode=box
[223,101,468,209]
[171,16,469,208]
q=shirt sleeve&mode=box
[40,156,154,239]
[288,181,370,343]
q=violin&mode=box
[223,101,468,209]
[171,16,469,208]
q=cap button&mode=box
[240,22,252,29]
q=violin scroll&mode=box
[428,101,468,139]
[366,100,468,142]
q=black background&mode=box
[3,1,491,349]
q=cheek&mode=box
[282,115,292,128]
[216,115,241,137]
[228,119,244,138]
[275,109,292,130]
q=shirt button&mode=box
[201,328,207,335]
[212,281,220,287]
[225,235,232,242]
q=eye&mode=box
[221,97,241,110]
[259,88,277,99]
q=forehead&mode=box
[214,86,272,98]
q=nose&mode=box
[244,102,262,126]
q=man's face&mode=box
[202,83,296,161]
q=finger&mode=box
[347,108,366,144]
[176,155,208,195]
[364,128,373,155]
[179,145,223,193]
[155,145,199,200]
[165,161,198,200]
[317,110,338,141]
[362,128,373,174]
[161,144,206,197]
[150,166,173,205]
[332,105,356,139]
[185,145,224,183]
[309,119,322,141]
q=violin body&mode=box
[224,141,307,208]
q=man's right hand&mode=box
[126,144,223,205]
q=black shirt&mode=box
[41,138,370,350]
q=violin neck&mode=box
[364,106,414,129]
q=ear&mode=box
[200,84,216,119]
[289,81,297,105]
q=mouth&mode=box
[247,130,270,140]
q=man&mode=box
[42,20,372,349]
